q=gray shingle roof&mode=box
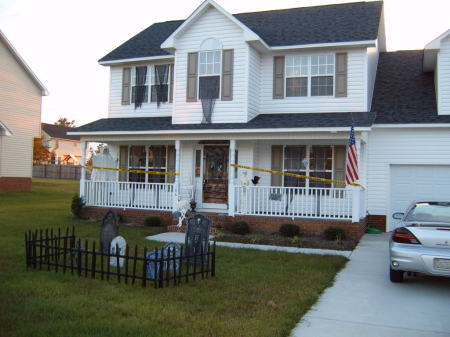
[99,1,382,62]
[72,112,372,134]
[371,50,449,124]
[42,123,81,141]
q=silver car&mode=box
[389,201,450,282]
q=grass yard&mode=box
[0,179,347,337]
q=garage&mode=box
[389,165,450,231]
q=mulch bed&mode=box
[215,232,358,251]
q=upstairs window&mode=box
[131,66,151,104]
[286,56,309,97]
[198,50,221,99]
[285,54,335,97]
[130,65,171,106]
[311,55,334,96]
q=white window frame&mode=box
[127,145,169,183]
[130,64,172,105]
[198,50,222,100]
[282,145,335,188]
[284,54,335,98]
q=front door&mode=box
[202,145,229,204]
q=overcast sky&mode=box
[1,0,449,126]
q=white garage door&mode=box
[389,165,450,231]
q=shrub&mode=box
[230,221,250,235]
[145,216,162,227]
[71,195,85,218]
[279,223,301,237]
[249,234,264,244]
[323,227,346,241]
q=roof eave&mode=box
[98,54,174,66]
[0,30,49,96]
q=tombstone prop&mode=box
[109,236,127,267]
[146,242,181,280]
[100,210,119,253]
[184,214,211,266]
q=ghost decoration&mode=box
[240,171,250,187]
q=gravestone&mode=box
[109,236,127,267]
[184,214,211,266]
[146,242,181,280]
[100,210,119,253]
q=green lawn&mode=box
[0,178,347,337]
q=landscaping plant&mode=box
[230,221,250,235]
[279,223,301,237]
[323,226,347,241]
[144,216,162,227]
[70,194,85,218]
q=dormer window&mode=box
[198,50,221,99]
[285,54,335,97]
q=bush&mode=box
[279,223,301,237]
[230,221,250,235]
[145,216,162,227]
[71,195,85,218]
[323,227,346,241]
[291,235,305,247]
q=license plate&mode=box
[434,258,450,270]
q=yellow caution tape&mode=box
[82,166,180,176]
[230,163,365,189]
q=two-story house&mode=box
[69,0,450,237]
[0,30,48,192]
[41,123,82,165]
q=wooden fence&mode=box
[25,227,216,288]
[33,165,83,180]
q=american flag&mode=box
[345,124,359,185]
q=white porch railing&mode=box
[84,181,175,211]
[234,186,353,220]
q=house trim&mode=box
[0,29,49,96]
[68,126,371,136]
[99,55,174,66]
[372,123,450,129]
[0,121,13,136]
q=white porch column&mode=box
[174,140,181,210]
[351,137,362,222]
[80,140,88,198]
[228,139,236,216]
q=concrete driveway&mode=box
[291,233,450,337]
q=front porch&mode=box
[79,133,367,224]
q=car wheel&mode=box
[390,267,404,283]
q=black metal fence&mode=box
[25,227,216,288]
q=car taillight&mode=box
[392,227,421,244]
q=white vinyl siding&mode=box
[367,128,450,219]
[437,36,450,115]
[259,48,367,113]
[172,6,247,124]
[0,38,42,178]
[108,64,173,118]
[366,44,379,111]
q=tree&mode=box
[33,136,52,164]
[54,117,76,128]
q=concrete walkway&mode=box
[146,232,352,257]
[291,233,450,337]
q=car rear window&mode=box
[405,202,450,223]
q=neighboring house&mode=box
[0,30,48,192]
[69,0,450,235]
[41,123,81,165]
